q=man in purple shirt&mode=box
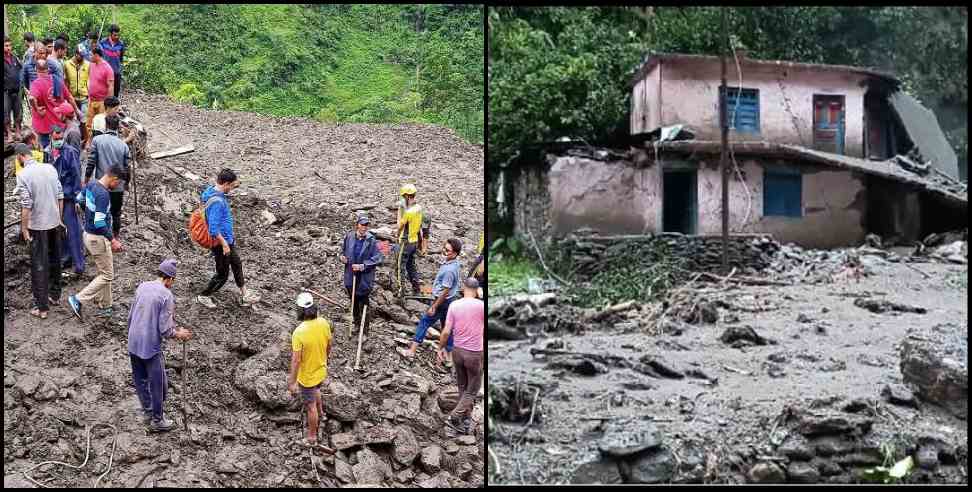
[127,259,192,432]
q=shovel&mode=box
[349,275,356,339]
[181,340,190,432]
[354,305,368,371]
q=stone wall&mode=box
[512,157,554,241]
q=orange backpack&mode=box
[188,195,223,249]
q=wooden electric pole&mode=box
[720,7,729,273]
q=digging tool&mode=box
[354,305,368,370]
[132,152,139,225]
[395,235,406,299]
[304,288,346,310]
[349,275,357,338]
[181,340,190,432]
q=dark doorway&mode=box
[663,170,697,234]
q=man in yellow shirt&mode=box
[396,183,424,294]
[63,49,90,143]
[288,292,333,446]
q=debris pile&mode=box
[898,323,968,420]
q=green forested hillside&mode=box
[6,4,483,142]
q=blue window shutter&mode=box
[763,170,802,217]
[722,87,760,133]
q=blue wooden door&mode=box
[813,95,845,155]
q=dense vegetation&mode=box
[489,6,969,234]
[7,4,483,143]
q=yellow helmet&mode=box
[400,183,417,196]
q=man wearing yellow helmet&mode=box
[396,183,425,294]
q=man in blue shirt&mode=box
[68,164,124,321]
[398,238,463,363]
[127,259,192,432]
[197,168,248,308]
[99,25,125,98]
[340,216,384,337]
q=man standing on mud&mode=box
[68,164,124,321]
[340,216,383,337]
[438,277,484,436]
[197,168,249,308]
[398,238,463,362]
[84,114,130,238]
[127,259,192,432]
[288,292,333,446]
[15,143,64,320]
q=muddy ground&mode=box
[3,90,484,487]
[488,260,968,484]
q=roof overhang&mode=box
[629,53,900,89]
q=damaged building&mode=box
[501,52,967,248]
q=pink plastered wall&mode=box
[692,158,867,248]
[547,157,661,235]
[632,59,869,158]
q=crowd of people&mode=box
[6,25,485,443]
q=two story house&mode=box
[504,52,966,248]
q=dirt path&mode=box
[488,261,967,484]
[4,90,485,488]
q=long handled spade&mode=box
[181,340,190,432]
[354,305,368,371]
[349,275,356,339]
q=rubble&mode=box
[899,325,968,419]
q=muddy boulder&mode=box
[234,347,290,409]
[598,421,663,457]
[898,325,968,419]
[572,457,624,484]
[618,447,676,484]
[392,425,420,465]
[325,380,365,422]
[353,447,391,485]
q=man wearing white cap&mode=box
[127,259,192,432]
[288,292,333,446]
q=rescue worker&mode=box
[396,183,425,294]
[340,216,383,337]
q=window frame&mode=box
[762,167,803,218]
[721,86,761,134]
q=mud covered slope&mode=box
[3,90,485,488]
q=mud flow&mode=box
[4,90,485,487]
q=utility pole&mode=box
[720,7,729,273]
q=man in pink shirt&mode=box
[85,47,114,149]
[437,277,484,436]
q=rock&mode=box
[401,393,422,419]
[335,458,354,483]
[598,421,662,457]
[234,347,290,409]
[572,457,624,484]
[15,374,41,397]
[359,424,396,445]
[420,445,442,474]
[748,462,786,484]
[796,313,813,323]
[836,451,883,466]
[395,468,415,483]
[864,233,882,248]
[796,412,873,437]
[261,209,278,226]
[719,325,771,346]
[33,380,59,401]
[811,436,853,457]
[353,447,391,485]
[813,458,843,476]
[214,446,246,474]
[915,445,939,470]
[899,331,968,419]
[391,370,432,394]
[549,355,608,376]
[417,472,451,488]
[779,436,815,461]
[619,447,676,484]
[672,440,706,484]
[881,384,919,409]
[786,462,821,483]
[437,387,460,413]
[853,298,926,314]
[457,435,477,446]
[331,432,360,451]
[324,380,364,421]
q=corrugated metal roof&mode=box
[887,91,960,180]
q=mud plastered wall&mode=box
[513,159,554,240]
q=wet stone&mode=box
[811,436,853,457]
[813,458,844,476]
[779,436,815,461]
[786,462,821,483]
[572,457,623,484]
[881,384,919,409]
[619,447,676,484]
[915,445,939,470]
[748,462,786,484]
[598,421,663,457]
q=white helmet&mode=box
[296,292,314,308]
